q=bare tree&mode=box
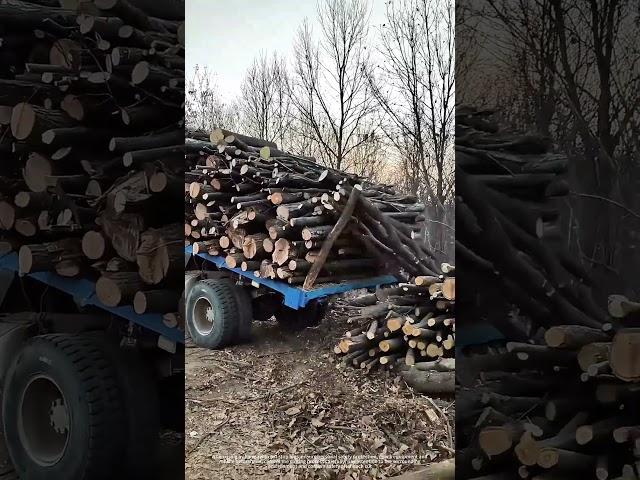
[370,0,455,203]
[239,53,293,148]
[186,65,239,132]
[340,127,388,180]
[368,0,455,257]
[470,0,640,288]
[550,0,640,283]
[471,1,562,138]
[292,0,376,171]
[455,0,481,99]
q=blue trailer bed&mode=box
[186,246,398,309]
[0,252,184,344]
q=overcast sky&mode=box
[186,0,387,98]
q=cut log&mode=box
[136,223,182,284]
[479,423,523,456]
[96,272,144,307]
[386,459,454,480]
[133,289,180,314]
[81,230,107,259]
[608,295,640,318]
[544,325,610,349]
[401,369,455,394]
[11,103,72,141]
[610,329,640,382]
[242,233,268,259]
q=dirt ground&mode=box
[185,300,454,480]
[1,300,453,480]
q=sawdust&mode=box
[185,301,454,480]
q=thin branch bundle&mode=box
[332,265,455,395]
[456,109,638,479]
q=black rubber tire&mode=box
[184,272,201,308]
[276,301,327,331]
[227,281,253,343]
[186,279,238,349]
[2,334,124,480]
[97,341,160,480]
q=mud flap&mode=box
[0,270,14,308]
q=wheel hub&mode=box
[49,398,69,434]
[193,296,215,335]
[19,376,70,466]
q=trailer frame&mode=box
[185,245,399,309]
[0,251,184,345]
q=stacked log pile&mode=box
[456,108,639,479]
[333,264,455,395]
[185,128,437,288]
[0,0,185,327]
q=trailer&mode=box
[0,251,184,480]
[185,245,398,349]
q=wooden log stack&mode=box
[333,263,456,395]
[0,0,185,328]
[456,108,639,479]
[185,128,438,287]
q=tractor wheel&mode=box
[2,334,124,480]
[185,279,239,349]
